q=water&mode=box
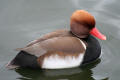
[0,0,120,80]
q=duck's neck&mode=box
[70,31,80,38]
[70,31,89,40]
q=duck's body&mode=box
[6,10,105,69]
[7,30,101,69]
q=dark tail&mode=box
[6,51,39,69]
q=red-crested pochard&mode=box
[6,10,106,69]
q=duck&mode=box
[6,10,106,69]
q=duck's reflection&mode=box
[15,59,108,80]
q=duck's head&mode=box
[70,10,106,40]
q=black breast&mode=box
[82,35,101,64]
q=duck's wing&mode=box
[26,29,71,47]
[18,37,86,57]
[15,29,71,51]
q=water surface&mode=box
[0,0,120,80]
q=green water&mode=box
[0,0,120,80]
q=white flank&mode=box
[42,38,86,69]
[42,53,84,69]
